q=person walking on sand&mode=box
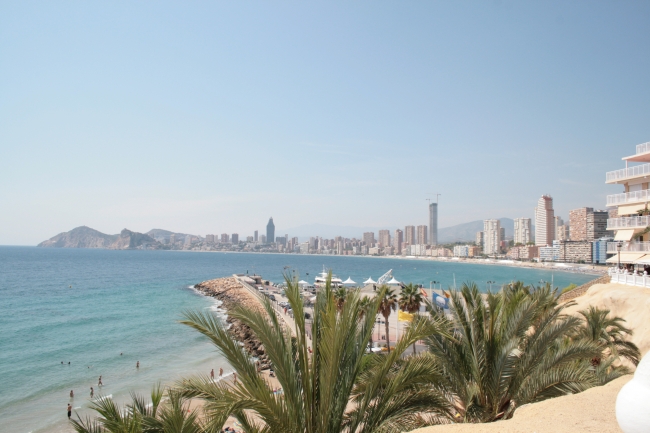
[210,369,214,379]
[219,367,223,377]
[90,387,94,398]
[70,390,74,398]
[233,372,237,385]
[98,376,103,386]
[67,403,72,419]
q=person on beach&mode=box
[98,376,103,386]
[219,367,223,377]
[67,403,72,419]
[210,369,214,379]
[90,387,94,398]
[233,372,237,384]
[136,361,139,368]
[70,390,74,398]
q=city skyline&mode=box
[2,2,649,245]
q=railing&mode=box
[606,189,650,206]
[636,141,650,154]
[607,216,650,230]
[607,241,650,252]
[609,271,650,288]
[606,163,650,183]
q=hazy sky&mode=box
[2,1,649,245]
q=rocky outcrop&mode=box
[38,226,162,250]
[194,277,272,369]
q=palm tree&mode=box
[377,285,398,353]
[420,282,612,423]
[333,287,347,312]
[70,384,205,433]
[576,306,641,367]
[179,274,452,432]
[399,284,425,354]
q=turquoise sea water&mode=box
[0,247,595,433]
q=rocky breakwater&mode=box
[194,277,272,370]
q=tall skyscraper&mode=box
[429,202,438,246]
[569,207,613,241]
[534,195,555,246]
[363,232,376,247]
[404,225,416,246]
[416,225,428,245]
[378,230,391,248]
[483,219,501,255]
[394,229,403,254]
[513,218,531,244]
[266,217,275,245]
[231,233,239,244]
[254,230,258,242]
[221,233,229,243]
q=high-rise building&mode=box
[221,233,229,243]
[500,227,506,242]
[254,230,258,242]
[569,207,612,241]
[534,195,555,246]
[394,229,403,254]
[266,218,275,245]
[569,208,591,241]
[513,218,531,244]
[363,232,376,247]
[483,219,501,255]
[588,210,611,240]
[429,202,438,246]
[206,234,215,243]
[260,234,267,244]
[378,230,391,248]
[557,224,570,241]
[476,231,484,247]
[231,234,239,244]
[404,225,416,246]
[416,225,428,245]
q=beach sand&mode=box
[408,376,629,433]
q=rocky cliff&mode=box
[38,226,162,250]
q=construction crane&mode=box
[377,269,393,285]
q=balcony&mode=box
[636,142,650,154]
[606,189,650,206]
[607,241,650,253]
[606,163,650,183]
[607,216,650,230]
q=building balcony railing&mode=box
[607,241,650,253]
[606,189,650,206]
[636,141,650,154]
[607,216,650,230]
[606,163,650,183]
[609,272,650,288]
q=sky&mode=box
[1,1,649,245]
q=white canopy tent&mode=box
[363,277,377,285]
[387,277,401,285]
[298,280,309,286]
[342,277,357,286]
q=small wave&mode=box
[74,406,81,409]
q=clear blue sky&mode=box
[1,1,648,245]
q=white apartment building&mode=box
[513,218,531,244]
[539,241,560,261]
[535,195,555,246]
[483,219,501,255]
[453,245,470,257]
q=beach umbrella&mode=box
[363,277,377,285]
[342,277,356,286]
[387,277,401,285]
[298,280,309,286]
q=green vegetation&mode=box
[73,277,638,432]
[561,283,578,294]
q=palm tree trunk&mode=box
[384,315,391,353]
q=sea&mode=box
[0,246,596,433]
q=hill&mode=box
[438,218,515,243]
[38,226,162,250]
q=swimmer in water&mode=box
[98,376,103,386]
[210,369,214,379]
[70,390,74,398]
[136,361,139,368]
[90,387,94,398]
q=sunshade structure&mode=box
[298,280,309,286]
[342,277,357,286]
[363,277,377,285]
[387,277,401,285]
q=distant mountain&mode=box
[438,218,515,244]
[38,226,162,249]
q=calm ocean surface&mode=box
[0,246,595,433]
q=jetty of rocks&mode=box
[194,276,273,370]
